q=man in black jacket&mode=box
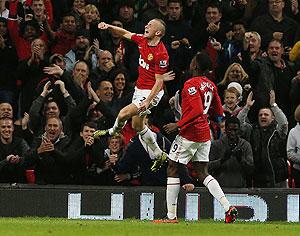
[66,121,107,185]
[237,90,288,187]
[0,117,30,183]
[30,117,71,184]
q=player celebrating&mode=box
[154,52,238,223]
[94,19,173,171]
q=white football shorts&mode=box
[168,135,211,165]
[132,87,164,116]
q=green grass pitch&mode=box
[0,218,299,236]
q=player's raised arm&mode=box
[98,22,134,40]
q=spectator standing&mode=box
[43,60,89,104]
[64,28,99,72]
[90,50,117,89]
[163,0,193,97]
[44,12,77,55]
[192,1,229,53]
[69,0,86,28]
[8,0,45,60]
[0,117,29,183]
[67,121,106,185]
[141,0,168,24]
[110,67,134,115]
[17,38,48,114]
[222,86,243,116]
[250,0,300,50]
[238,91,289,187]
[30,117,71,184]
[217,62,249,100]
[0,17,18,106]
[28,80,76,137]
[209,116,254,188]
[242,37,297,123]
[287,104,300,187]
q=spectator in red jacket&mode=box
[44,12,77,55]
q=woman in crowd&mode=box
[110,67,134,115]
[217,62,249,102]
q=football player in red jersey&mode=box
[154,52,238,223]
[94,19,174,171]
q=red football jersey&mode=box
[177,76,223,142]
[131,34,169,90]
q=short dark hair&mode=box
[206,0,222,13]
[168,0,183,6]
[118,0,135,10]
[225,116,240,128]
[20,19,41,37]
[195,51,212,73]
[81,121,97,131]
[43,97,59,114]
[268,39,283,48]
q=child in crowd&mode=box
[222,82,243,117]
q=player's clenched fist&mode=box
[98,22,109,30]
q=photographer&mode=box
[209,116,254,188]
[28,80,76,137]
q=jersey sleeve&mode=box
[7,1,20,46]
[130,34,143,45]
[177,82,204,128]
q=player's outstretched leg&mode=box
[138,126,168,171]
[94,117,127,138]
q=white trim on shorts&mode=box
[132,87,164,114]
[168,135,211,165]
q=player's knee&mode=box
[194,162,209,182]
[167,160,179,177]
[132,122,143,132]
[132,119,145,132]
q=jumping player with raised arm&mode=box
[94,19,174,171]
[154,52,238,223]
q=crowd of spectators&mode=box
[0,0,300,188]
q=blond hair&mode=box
[108,134,125,148]
[224,87,240,98]
[153,18,166,37]
[84,4,100,21]
[295,104,300,122]
[219,63,249,86]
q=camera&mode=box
[208,36,217,44]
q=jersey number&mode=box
[171,143,178,153]
[203,91,212,114]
